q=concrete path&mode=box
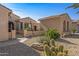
[0,38,27,47]
[0,37,40,56]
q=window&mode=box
[63,20,66,32]
[67,21,69,32]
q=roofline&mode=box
[0,4,12,12]
[21,17,37,22]
[38,13,71,21]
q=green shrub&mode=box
[45,28,60,40]
[72,28,77,33]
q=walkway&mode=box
[0,38,40,56]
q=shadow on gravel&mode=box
[0,40,40,56]
[57,38,78,45]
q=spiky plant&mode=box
[50,39,55,47]
[64,50,68,56]
[59,45,64,52]
[44,44,51,56]
[57,52,64,56]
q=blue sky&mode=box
[2,3,79,21]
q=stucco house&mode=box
[15,17,41,37]
[0,4,16,41]
[39,13,72,36]
[72,20,79,33]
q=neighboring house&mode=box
[16,17,41,37]
[0,4,16,41]
[39,13,72,36]
[72,20,79,33]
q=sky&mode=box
[2,3,79,21]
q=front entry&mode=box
[8,21,15,40]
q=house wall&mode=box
[0,6,10,41]
[40,17,61,34]
[60,14,72,35]
[17,17,41,37]
[72,21,79,33]
[40,14,72,36]
[8,13,20,39]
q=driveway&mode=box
[0,38,40,56]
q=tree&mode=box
[66,3,79,14]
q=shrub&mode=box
[45,28,60,40]
[72,28,77,33]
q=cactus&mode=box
[43,41,48,45]
[57,52,64,56]
[42,37,68,56]
[50,39,55,47]
[55,47,59,55]
[64,50,68,56]
[44,44,51,56]
[50,46,55,52]
[51,52,56,56]
[59,45,64,52]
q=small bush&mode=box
[45,28,60,40]
[72,28,77,33]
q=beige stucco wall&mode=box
[59,14,72,35]
[40,17,61,34]
[24,30,44,37]
[0,5,11,41]
[40,14,72,35]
